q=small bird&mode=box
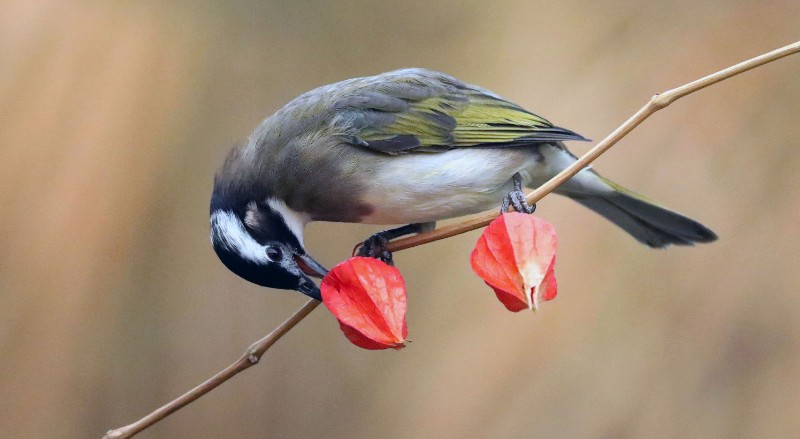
[210,68,716,299]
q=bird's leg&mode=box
[500,172,536,214]
[356,223,431,266]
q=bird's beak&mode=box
[294,253,328,301]
[296,276,321,300]
[294,253,328,279]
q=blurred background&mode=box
[1,1,798,438]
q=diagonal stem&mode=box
[103,40,799,439]
[386,39,800,252]
[104,300,320,439]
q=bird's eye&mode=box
[265,246,283,262]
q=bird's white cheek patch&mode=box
[210,210,268,264]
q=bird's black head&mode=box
[209,191,327,300]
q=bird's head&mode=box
[209,193,327,300]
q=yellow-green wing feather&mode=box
[343,73,587,154]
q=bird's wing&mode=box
[332,69,588,155]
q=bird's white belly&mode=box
[358,148,543,225]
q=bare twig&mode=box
[387,40,800,251]
[104,40,799,439]
[104,300,320,439]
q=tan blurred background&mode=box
[1,1,799,438]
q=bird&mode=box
[210,68,717,300]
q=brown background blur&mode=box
[1,1,799,438]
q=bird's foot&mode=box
[500,172,536,214]
[356,232,394,266]
[354,224,428,266]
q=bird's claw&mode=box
[356,233,394,266]
[500,173,536,214]
[500,190,536,214]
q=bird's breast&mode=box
[356,147,543,225]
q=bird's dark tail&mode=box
[567,176,717,248]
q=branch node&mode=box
[246,350,260,364]
[649,92,670,110]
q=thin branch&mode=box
[104,40,799,439]
[387,40,800,252]
[104,299,320,439]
